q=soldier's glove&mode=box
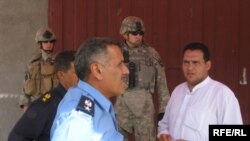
[157,113,165,121]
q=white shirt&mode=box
[158,76,242,141]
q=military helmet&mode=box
[120,16,145,35]
[35,27,56,43]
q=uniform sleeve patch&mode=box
[76,96,94,117]
[41,92,51,102]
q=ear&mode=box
[206,60,212,71]
[90,63,103,80]
[39,43,43,49]
[123,34,128,39]
[56,71,64,80]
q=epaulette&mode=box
[41,92,52,103]
[76,95,95,117]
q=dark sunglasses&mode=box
[42,40,55,43]
[129,31,144,36]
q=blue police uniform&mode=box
[50,80,123,141]
[8,83,67,141]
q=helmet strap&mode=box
[40,45,54,54]
[41,49,53,61]
[125,35,143,48]
[39,42,55,54]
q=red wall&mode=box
[49,0,250,124]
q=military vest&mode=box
[23,53,58,101]
[122,44,157,93]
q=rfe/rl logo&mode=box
[209,125,250,141]
[213,129,247,136]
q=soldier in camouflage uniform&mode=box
[114,16,170,141]
[19,27,58,111]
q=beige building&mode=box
[0,0,47,140]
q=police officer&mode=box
[8,51,78,141]
[114,16,171,141]
[20,27,59,111]
[50,37,128,141]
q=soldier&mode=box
[114,16,171,141]
[8,50,78,141]
[19,27,58,111]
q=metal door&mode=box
[48,0,250,125]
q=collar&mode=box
[185,76,211,94]
[56,83,67,98]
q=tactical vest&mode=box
[23,53,58,101]
[122,44,156,93]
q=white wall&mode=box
[0,0,47,140]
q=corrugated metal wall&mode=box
[49,0,250,124]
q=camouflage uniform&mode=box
[19,27,58,108]
[115,16,170,141]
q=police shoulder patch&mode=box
[41,92,52,103]
[76,95,95,117]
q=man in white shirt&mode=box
[157,42,242,141]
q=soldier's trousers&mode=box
[115,96,156,141]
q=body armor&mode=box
[23,53,58,104]
[123,44,156,92]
